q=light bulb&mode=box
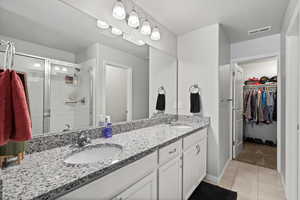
[151,27,161,41]
[140,20,151,35]
[54,66,60,71]
[112,0,126,20]
[97,20,109,29]
[62,67,68,72]
[111,27,123,36]
[127,10,140,28]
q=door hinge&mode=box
[232,71,235,76]
[232,141,235,146]
[297,124,299,131]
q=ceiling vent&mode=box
[248,26,272,35]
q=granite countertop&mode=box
[2,117,209,200]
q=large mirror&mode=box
[0,0,177,137]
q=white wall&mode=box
[240,58,278,81]
[178,24,220,178]
[97,44,149,123]
[218,26,231,177]
[231,34,281,61]
[281,1,299,197]
[0,34,75,62]
[149,47,177,116]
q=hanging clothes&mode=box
[243,86,277,125]
[0,70,13,146]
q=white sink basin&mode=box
[170,124,192,129]
[64,143,123,165]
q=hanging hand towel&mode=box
[156,94,166,111]
[10,70,32,142]
[190,93,201,113]
[0,70,13,146]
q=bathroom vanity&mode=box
[59,128,207,200]
[1,117,209,200]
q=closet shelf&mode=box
[243,84,277,88]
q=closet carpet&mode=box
[235,142,277,169]
[188,182,237,200]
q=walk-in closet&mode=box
[232,56,278,169]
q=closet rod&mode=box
[243,84,277,88]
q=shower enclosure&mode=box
[0,52,93,136]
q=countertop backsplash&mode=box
[25,114,178,154]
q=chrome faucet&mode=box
[62,124,71,132]
[77,133,91,147]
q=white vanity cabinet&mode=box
[113,172,157,200]
[58,153,158,200]
[59,128,207,200]
[182,129,207,200]
[158,140,182,200]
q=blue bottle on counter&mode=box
[103,116,113,138]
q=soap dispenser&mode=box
[102,116,113,138]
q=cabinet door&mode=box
[159,156,182,200]
[198,138,207,180]
[182,142,202,200]
[114,172,157,200]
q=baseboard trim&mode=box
[204,159,231,184]
[280,173,287,199]
[217,159,231,183]
[204,174,219,184]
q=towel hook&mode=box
[158,86,166,94]
[189,84,200,94]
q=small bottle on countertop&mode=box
[102,116,113,138]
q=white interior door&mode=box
[232,64,244,158]
[105,65,129,123]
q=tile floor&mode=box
[236,142,277,169]
[218,160,286,200]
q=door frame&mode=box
[231,63,244,159]
[229,53,281,173]
[103,61,133,122]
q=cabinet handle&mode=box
[196,144,201,154]
[169,148,177,154]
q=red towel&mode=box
[10,70,32,141]
[0,70,13,146]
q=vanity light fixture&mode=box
[97,20,109,29]
[140,20,151,35]
[150,27,161,41]
[112,0,126,20]
[127,9,140,28]
[111,27,123,36]
[62,67,68,72]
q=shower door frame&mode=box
[0,50,94,135]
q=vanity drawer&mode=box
[159,140,182,165]
[183,128,207,150]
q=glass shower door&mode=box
[49,62,92,132]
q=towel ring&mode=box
[158,86,166,94]
[189,84,200,94]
